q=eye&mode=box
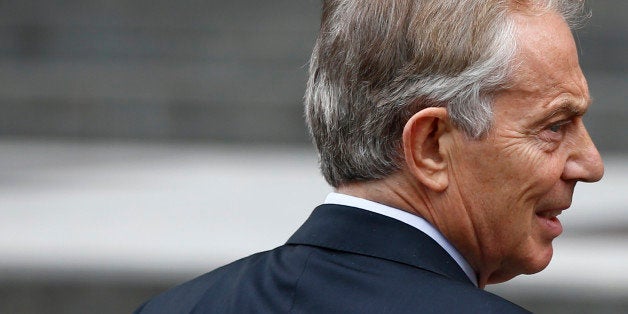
[548,123,563,133]
[538,120,570,143]
[548,120,572,133]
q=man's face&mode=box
[445,12,604,284]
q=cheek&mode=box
[524,151,565,193]
[468,146,548,232]
[498,142,563,197]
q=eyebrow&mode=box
[526,98,589,131]
[545,98,589,120]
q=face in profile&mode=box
[445,12,604,285]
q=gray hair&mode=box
[305,0,588,187]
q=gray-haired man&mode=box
[137,1,603,312]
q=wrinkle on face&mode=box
[435,11,598,286]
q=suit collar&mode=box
[287,204,474,286]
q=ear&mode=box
[402,107,451,192]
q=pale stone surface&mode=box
[0,139,626,295]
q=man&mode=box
[136,0,603,313]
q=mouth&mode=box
[536,208,564,220]
[535,207,567,238]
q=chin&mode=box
[487,245,554,285]
[522,245,554,275]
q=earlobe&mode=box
[402,108,450,192]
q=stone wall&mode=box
[0,1,318,143]
[0,0,625,149]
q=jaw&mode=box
[467,208,558,287]
[481,235,555,287]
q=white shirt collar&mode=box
[324,192,478,287]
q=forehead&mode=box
[497,11,590,116]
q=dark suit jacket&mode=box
[135,204,530,313]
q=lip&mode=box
[535,207,566,239]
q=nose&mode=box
[561,120,604,183]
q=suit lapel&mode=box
[287,204,473,285]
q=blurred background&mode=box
[0,1,625,313]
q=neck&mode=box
[336,172,490,288]
[337,172,438,230]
